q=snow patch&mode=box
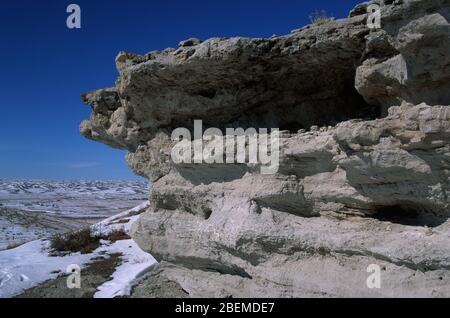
[93,239,156,298]
[0,240,93,297]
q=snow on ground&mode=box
[0,179,148,219]
[91,201,157,298]
[0,240,94,297]
[0,201,157,298]
[0,179,149,250]
[93,239,156,298]
[0,207,90,251]
[91,201,150,235]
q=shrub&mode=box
[50,228,100,254]
[50,228,131,255]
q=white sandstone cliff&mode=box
[81,0,450,297]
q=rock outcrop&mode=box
[81,0,450,297]
[354,0,450,112]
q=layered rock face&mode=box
[81,0,450,297]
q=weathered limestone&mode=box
[354,0,450,111]
[81,0,450,297]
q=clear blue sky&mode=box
[0,0,361,180]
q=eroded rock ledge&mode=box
[81,0,450,297]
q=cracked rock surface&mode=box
[81,0,450,297]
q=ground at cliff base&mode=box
[0,201,157,298]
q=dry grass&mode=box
[50,228,100,254]
[309,10,334,26]
[103,229,131,242]
[50,228,130,254]
[6,242,25,250]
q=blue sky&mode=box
[0,0,361,180]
